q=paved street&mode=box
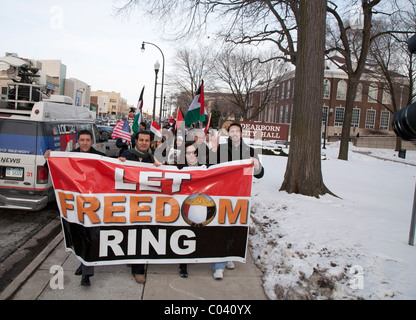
[2,232,268,301]
[0,202,61,292]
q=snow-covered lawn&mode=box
[249,142,416,300]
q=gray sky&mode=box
[0,0,176,114]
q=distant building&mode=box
[38,60,67,96]
[64,78,91,107]
[250,55,409,139]
[91,90,129,117]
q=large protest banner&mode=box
[48,152,253,266]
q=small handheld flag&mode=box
[203,113,212,134]
[175,107,185,131]
[132,86,144,134]
[184,80,207,127]
[111,120,131,142]
[150,121,163,139]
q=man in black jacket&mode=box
[44,129,105,286]
[215,122,264,178]
[118,130,160,283]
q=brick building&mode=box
[250,55,409,140]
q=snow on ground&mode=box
[248,141,416,300]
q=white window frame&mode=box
[368,83,378,103]
[365,109,376,129]
[351,108,361,128]
[335,106,345,126]
[380,111,390,130]
[336,80,347,100]
[323,79,330,99]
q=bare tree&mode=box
[326,0,413,160]
[169,45,214,110]
[213,47,286,121]
[115,0,334,197]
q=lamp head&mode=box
[154,60,160,72]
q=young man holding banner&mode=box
[214,122,264,178]
[44,130,105,286]
[118,130,160,283]
[211,122,264,279]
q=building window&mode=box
[355,83,362,101]
[284,105,289,123]
[323,79,330,99]
[382,88,392,104]
[279,106,284,123]
[335,107,345,126]
[351,108,361,128]
[336,80,347,100]
[286,81,291,99]
[380,111,390,130]
[368,83,378,103]
[281,82,285,100]
[290,105,294,123]
[365,109,376,129]
[322,106,329,125]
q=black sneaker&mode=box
[81,275,91,286]
[179,265,188,278]
[75,265,82,276]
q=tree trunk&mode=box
[280,0,333,198]
[338,77,360,160]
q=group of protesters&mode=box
[45,120,264,287]
[118,121,264,177]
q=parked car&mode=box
[97,125,113,138]
[97,126,118,157]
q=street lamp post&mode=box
[152,61,160,122]
[141,41,165,126]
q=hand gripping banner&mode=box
[48,152,254,266]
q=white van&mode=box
[0,94,108,211]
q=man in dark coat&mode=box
[215,122,264,178]
[118,130,160,283]
[44,129,105,286]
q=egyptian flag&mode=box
[150,121,163,139]
[132,86,144,134]
[181,193,216,227]
[184,81,207,127]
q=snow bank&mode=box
[249,142,416,300]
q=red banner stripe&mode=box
[48,154,253,197]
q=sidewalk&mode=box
[2,232,268,300]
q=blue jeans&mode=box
[212,262,226,271]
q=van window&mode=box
[0,119,37,155]
[0,120,96,156]
[40,122,95,153]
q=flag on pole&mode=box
[203,113,212,134]
[184,81,207,127]
[150,121,163,139]
[111,120,131,142]
[132,86,144,134]
[175,107,185,131]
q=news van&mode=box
[0,91,108,211]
